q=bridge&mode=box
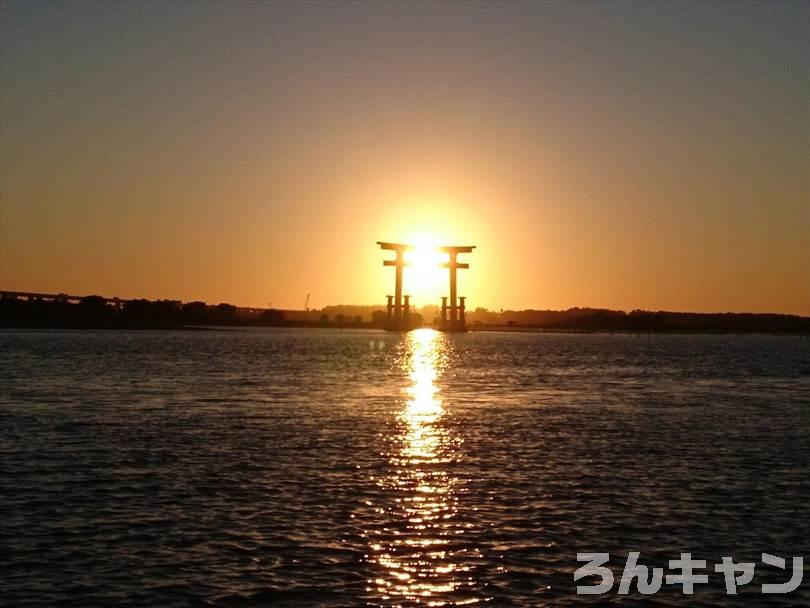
[0,290,136,308]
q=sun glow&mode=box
[404,235,448,306]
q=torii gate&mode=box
[377,241,413,330]
[439,245,475,331]
[377,241,475,332]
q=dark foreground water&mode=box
[1,328,808,607]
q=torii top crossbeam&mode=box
[377,241,414,252]
[438,246,475,269]
[437,246,475,253]
[377,242,414,266]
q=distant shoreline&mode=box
[2,290,808,334]
[1,324,808,337]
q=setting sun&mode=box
[403,236,448,305]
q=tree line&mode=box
[0,296,396,329]
[1,295,807,333]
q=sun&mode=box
[404,234,447,305]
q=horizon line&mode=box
[1,289,808,319]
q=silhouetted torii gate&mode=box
[439,245,475,331]
[377,241,413,330]
[377,241,475,332]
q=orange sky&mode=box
[1,2,808,314]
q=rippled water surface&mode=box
[1,328,808,606]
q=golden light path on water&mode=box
[367,328,481,606]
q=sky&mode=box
[1,0,808,314]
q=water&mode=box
[1,328,808,606]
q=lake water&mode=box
[1,328,808,606]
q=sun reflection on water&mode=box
[366,328,481,606]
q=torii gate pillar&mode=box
[440,245,475,332]
[377,242,414,331]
